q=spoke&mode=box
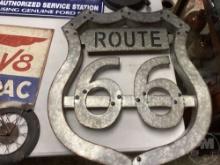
[0,119,3,127]
[5,145,9,154]
[20,132,28,137]
[15,141,21,148]
[5,114,11,123]
[18,120,27,127]
[10,115,22,134]
[11,114,26,135]
[0,116,5,124]
[13,115,21,125]
[0,116,10,133]
[0,143,4,154]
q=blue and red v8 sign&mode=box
[0,25,53,104]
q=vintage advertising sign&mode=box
[0,25,53,105]
[0,0,104,18]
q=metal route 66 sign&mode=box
[48,8,212,165]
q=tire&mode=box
[0,107,40,164]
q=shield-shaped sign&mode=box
[48,8,212,165]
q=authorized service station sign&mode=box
[0,0,104,18]
[0,25,53,105]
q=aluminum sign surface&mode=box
[48,8,212,165]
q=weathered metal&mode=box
[48,8,212,165]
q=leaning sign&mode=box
[48,8,212,165]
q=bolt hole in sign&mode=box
[0,25,53,106]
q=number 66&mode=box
[74,57,184,129]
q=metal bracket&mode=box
[64,95,196,109]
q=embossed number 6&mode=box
[134,56,184,128]
[74,58,122,129]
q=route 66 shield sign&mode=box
[48,8,212,165]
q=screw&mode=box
[117,95,122,99]
[136,98,141,102]
[137,156,142,162]
[111,102,115,106]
